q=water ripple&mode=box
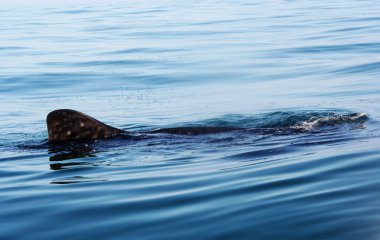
[1,0,380,239]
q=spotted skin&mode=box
[46,109,242,142]
[46,109,369,142]
[47,109,126,142]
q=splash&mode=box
[291,112,369,132]
[183,111,369,133]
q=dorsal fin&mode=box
[46,109,126,142]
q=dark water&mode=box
[1,0,380,239]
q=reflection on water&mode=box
[50,151,97,162]
[48,141,99,171]
[51,176,107,184]
[49,143,96,161]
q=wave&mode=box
[167,111,369,134]
[291,112,368,132]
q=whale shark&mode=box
[47,109,126,142]
[47,109,240,142]
[47,109,369,142]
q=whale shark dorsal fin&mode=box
[46,109,126,142]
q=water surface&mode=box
[1,0,380,239]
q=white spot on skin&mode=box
[80,122,84,127]
[67,130,71,136]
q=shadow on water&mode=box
[47,142,98,170]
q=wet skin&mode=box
[47,109,240,142]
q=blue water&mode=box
[1,0,380,239]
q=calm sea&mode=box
[1,0,380,239]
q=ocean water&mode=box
[1,0,380,239]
